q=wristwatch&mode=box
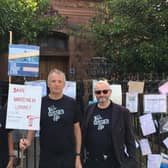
[76,153,81,156]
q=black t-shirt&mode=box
[86,103,113,154]
[40,95,81,162]
[0,105,10,167]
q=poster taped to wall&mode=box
[144,94,167,113]
[126,92,138,113]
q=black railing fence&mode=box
[0,72,168,168]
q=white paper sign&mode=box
[147,154,161,168]
[24,81,46,137]
[25,80,47,97]
[6,84,42,130]
[63,81,76,99]
[139,138,152,156]
[110,85,122,105]
[126,92,138,113]
[159,81,168,94]
[139,114,156,136]
[92,80,98,101]
[144,94,167,113]
[163,137,168,149]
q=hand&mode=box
[19,138,31,150]
[7,157,14,168]
[75,156,82,168]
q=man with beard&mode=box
[83,80,138,168]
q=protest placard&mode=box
[6,84,42,130]
[8,44,40,77]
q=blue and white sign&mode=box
[8,44,40,77]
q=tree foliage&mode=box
[0,0,65,51]
[90,0,168,73]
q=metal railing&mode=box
[0,74,168,168]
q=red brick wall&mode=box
[51,0,99,80]
[0,0,100,81]
[52,0,98,24]
[68,36,95,80]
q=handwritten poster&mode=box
[6,84,42,130]
[128,81,144,93]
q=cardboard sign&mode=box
[128,81,144,93]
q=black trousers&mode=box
[39,153,75,168]
[0,158,8,168]
[84,155,119,168]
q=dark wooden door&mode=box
[39,56,69,80]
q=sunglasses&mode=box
[95,90,109,95]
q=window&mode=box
[39,32,68,50]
